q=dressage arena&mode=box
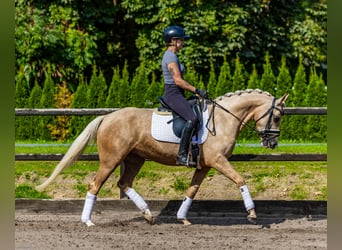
[15,199,327,249]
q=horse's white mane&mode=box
[216,89,272,100]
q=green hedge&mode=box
[15,56,327,142]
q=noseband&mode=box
[206,97,284,141]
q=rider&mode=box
[161,25,208,166]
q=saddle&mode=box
[157,96,204,138]
[156,96,205,168]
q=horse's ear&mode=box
[277,94,289,105]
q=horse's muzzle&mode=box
[259,129,280,149]
[261,139,278,149]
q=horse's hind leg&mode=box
[81,157,121,226]
[117,154,145,193]
[117,154,153,224]
[177,167,210,225]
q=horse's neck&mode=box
[213,93,270,129]
[216,96,255,119]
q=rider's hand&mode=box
[195,88,208,99]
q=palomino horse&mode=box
[36,89,288,226]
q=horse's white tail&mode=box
[36,116,105,192]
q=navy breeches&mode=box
[163,84,198,125]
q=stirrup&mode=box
[176,155,197,167]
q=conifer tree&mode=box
[87,66,107,109]
[184,66,200,98]
[69,75,90,138]
[97,70,108,108]
[15,66,31,140]
[276,56,292,97]
[118,61,130,107]
[304,68,327,141]
[291,57,307,107]
[288,57,307,140]
[207,56,217,98]
[304,67,321,106]
[15,66,30,107]
[28,80,42,140]
[241,65,260,140]
[71,75,89,109]
[247,64,259,90]
[215,55,232,97]
[106,66,121,108]
[40,64,56,140]
[184,67,198,83]
[40,65,56,108]
[276,56,292,140]
[29,81,43,107]
[144,72,162,108]
[260,52,276,95]
[196,76,206,99]
[130,61,149,107]
[232,55,246,91]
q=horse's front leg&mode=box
[177,167,210,226]
[213,155,257,224]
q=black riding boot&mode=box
[176,120,196,166]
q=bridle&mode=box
[254,97,284,145]
[205,97,284,144]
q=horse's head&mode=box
[254,94,289,149]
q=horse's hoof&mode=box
[247,214,257,225]
[247,208,257,224]
[178,219,192,226]
[144,215,154,225]
[143,211,154,225]
[84,220,95,227]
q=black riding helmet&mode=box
[163,25,190,44]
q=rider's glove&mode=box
[195,88,208,99]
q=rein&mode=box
[205,97,282,138]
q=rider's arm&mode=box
[168,62,197,93]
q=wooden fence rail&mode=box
[15,153,327,162]
[15,107,327,116]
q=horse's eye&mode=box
[273,116,280,123]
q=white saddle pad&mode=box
[151,108,209,144]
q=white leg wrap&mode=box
[240,185,255,211]
[125,188,149,211]
[177,196,193,219]
[81,192,97,224]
